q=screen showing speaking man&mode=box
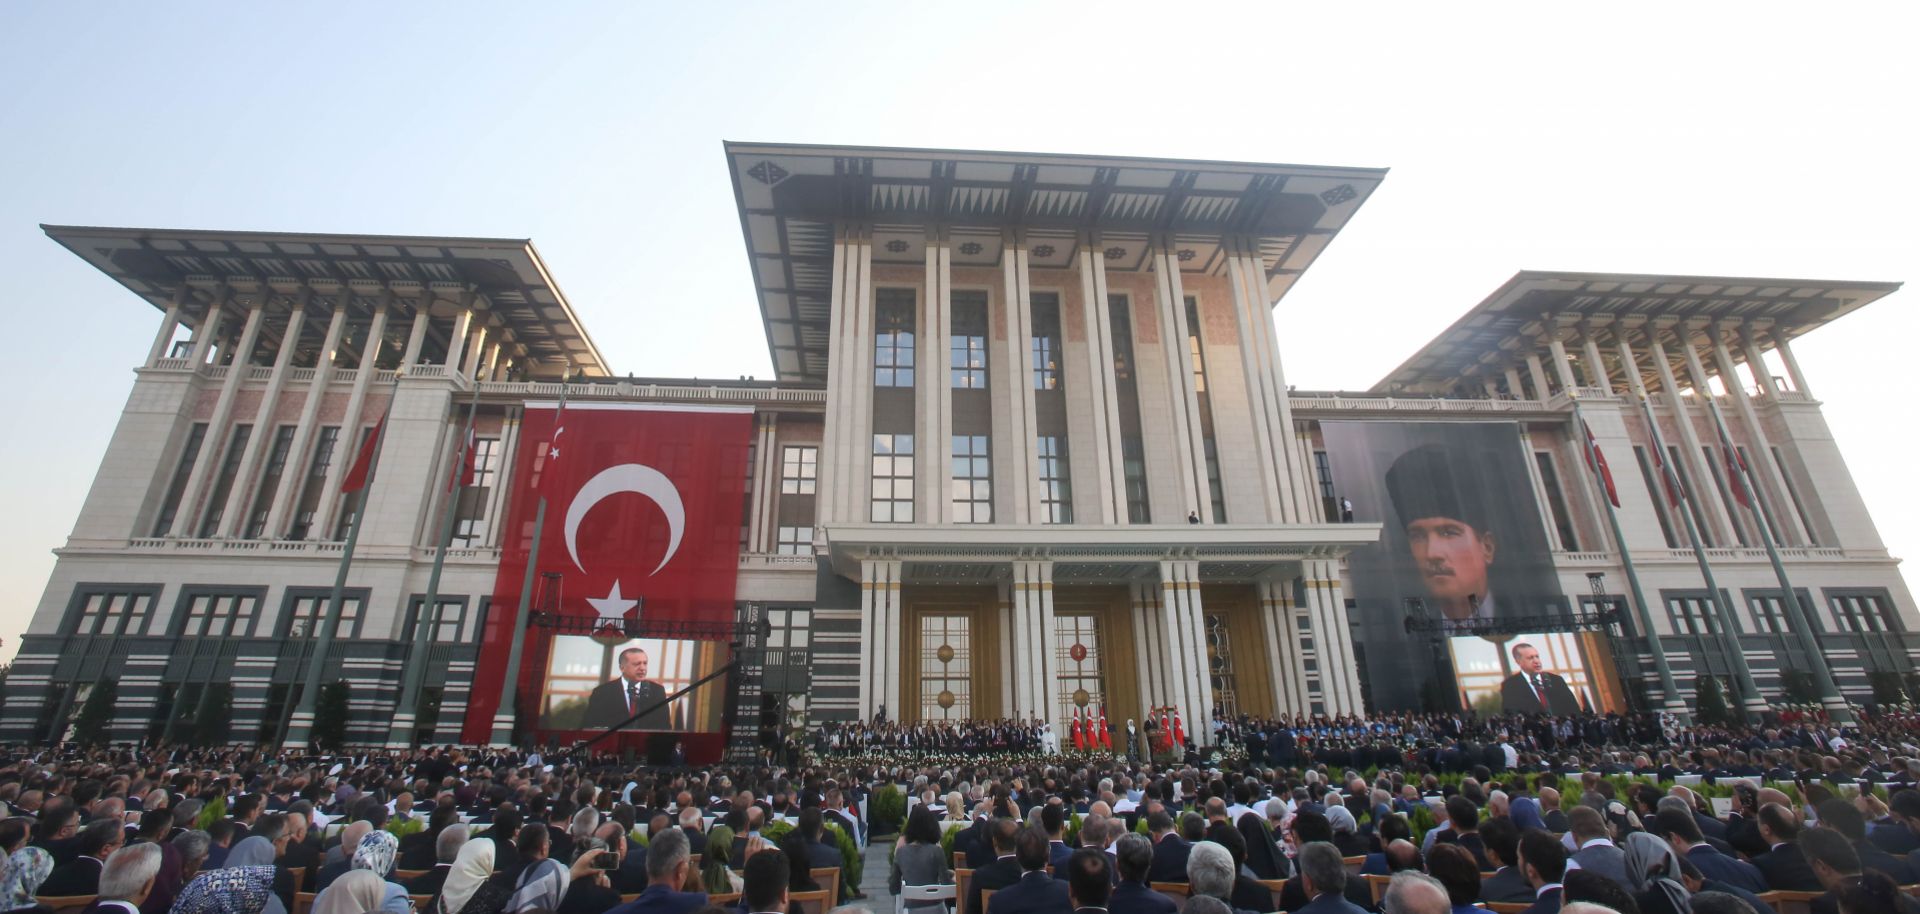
[1446,631,1616,715]
[539,636,727,732]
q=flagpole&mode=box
[1569,396,1688,722]
[388,379,482,748]
[285,372,403,750]
[489,370,571,747]
[1696,390,1852,723]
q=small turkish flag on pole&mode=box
[340,417,386,493]
[1581,420,1620,508]
[448,426,477,493]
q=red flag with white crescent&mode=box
[1581,420,1620,508]
[1172,708,1186,746]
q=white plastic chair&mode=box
[896,884,957,914]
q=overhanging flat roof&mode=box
[726,142,1388,383]
[43,224,610,377]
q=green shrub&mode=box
[870,785,906,838]
[196,795,227,831]
[70,681,118,748]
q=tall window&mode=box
[197,424,253,537]
[406,597,467,643]
[951,435,991,523]
[1314,451,1336,500]
[1031,296,1062,390]
[153,423,208,536]
[68,589,156,636]
[1666,594,1724,636]
[1110,297,1149,522]
[920,614,972,720]
[1054,614,1104,726]
[1748,592,1797,634]
[1205,613,1238,717]
[282,591,365,639]
[775,526,810,555]
[1122,438,1149,524]
[1534,451,1580,551]
[288,426,339,541]
[1831,592,1898,633]
[176,591,261,638]
[1185,299,1212,394]
[780,446,818,494]
[951,315,987,389]
[1736,446,1783,542]
[871,434,915,523]
[243,426,297,538]
[874,291,916,388]
[1037,436,1072,523]
[1185,299,1223,522]
[1771,447,1819,546]
[1634,446,1681,548]
[451,437,500,547]
[1204,439,1226,523]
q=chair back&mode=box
[710,893,741,907]
[38,896,94,914]
[288,867,308,896]
[790,888,831,914]
[980,889,996,914]
[394,869,430,882]
[897,882,958,914]
[1343,855,1366,876]
[1364,873,1393,905]
[293,891,318,914]
[1149,882,1190,900]
[1255,878,1287,910]
[1482,903,1530,914]
[954,868,974,914]
[811,866,842,907]
[1760,890,1822,914]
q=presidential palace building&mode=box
[3,142,1914,750]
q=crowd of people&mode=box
[0,707,1918,914]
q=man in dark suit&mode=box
[42,818,122,896]
[1109,835,1177,914]
[1813,799,1917,885]
[992,830,1072,914]
[795,810,842,872]
[1041,806,1073,874]
[1516,829,1568,914]
[404,827,469,897]
[1478,819,1536,903]
[1289,842,1366,914]
[1144,812,1190,884]
[585,647,679,730]
[1752,804,1822,892]
[1658,809,1768,895]
[605,828,706,914]
[971,819,1026,914]
[1065,849,1116,914]
[1498,642,1581,716]
[84,843,161,914]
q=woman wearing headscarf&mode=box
[224,836,293,914]
[1620,831,1692,914]
[433,839,510,914]
[349,830,412,914]
[1324,806,1369,858]
[312,871,388,914]
[0,847,53,914]
[503,824,569,914]
[169,867,279,914]
[699,826,743,895]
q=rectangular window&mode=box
[1771,447,1818,546]
[1030,295,1062,391]
[1668,445,1715,548]
[951,435,992,524]
[775,526,810,555]
[406,597,466,644]
[152,423,209,537]
[176,591,261,638]
[1633,446,1681,548]
[1534,451,1580,551]
[1665,594,1722,636]
[1830,592,1897,634]
[1204,438,1226,523]
[288,426,340,540]
[282,591,365,639]
[950,294,988,390]
[245,425,297,539]
[780,446,818,495]
[1122,437,1149,524]
[874,290,916,388]
[1748,593,1794,634]
[870,434,915,523]
[69,589,156,637]
[451,437,500,547]
[1703,446,1750,546]
[1037,436,1072,524]
[1315,451,1336,500]
[198,424,253,537]
[1184,298,1210,394]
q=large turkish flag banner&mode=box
[461,402,754,744]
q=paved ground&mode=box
[846,841,895,914]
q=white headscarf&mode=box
[312,870,387,914]
[440,838,495,914]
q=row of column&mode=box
[151,282,523,542]
[819,230,1313,528]
[857,559,904,722]
[1007,561,1058,720]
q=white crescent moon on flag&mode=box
[563,463,685,577]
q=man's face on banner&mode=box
[1406,516,1495,603]
[619,648,650,683]
[1512,643,1544,674]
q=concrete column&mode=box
[1131,581,1161,720]
[169,295,267,536]
[460,317,490,381]
[1257,576,1305,716]
[1740,330,1781,400]
[1078,241,1126,524]
[916,239,951,525]
[401,298,433,368]
[1548,336,1580,392]
[1320,567,1365,714]
[218,293,310,537]
[1526,352,1553,401]
[185,286,232,367]
[1616,335,1648,399]
[1709,324,1808,545]
[1001,237,1040,523]
[1503,367,1525,400]
[858,559,903,721]
[849,239,876,524]
[147,287,190,366]
[483,409,521,549]
[1156,560,1214,745]
[745,414,778,553]
[818,240,850,526]
[312,302,392,540]
[1009,561,1057,728]
[1482,378,1500,399]
[1225,246,1285,524]
[442,301,475,374]
[1152,246,1209,521]
[481,340,503,382]
[825,236,876,526]
[1582,333,1614,395]
[1677,325,1759,547]
[263,291,350,537]
[1242,251,1312,523]
[1647,331,1736,548]
[1772,332,1813,397]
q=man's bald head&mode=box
[1386,839,1421,872]
[341,821,372,855]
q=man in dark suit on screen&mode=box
[585,647,681,730]
[1499,642,1581,716]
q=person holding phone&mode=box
[553,836,620,914]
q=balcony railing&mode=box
[478,380,827,405]
[1289,395,1551,413]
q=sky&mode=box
[0,2,1914,662]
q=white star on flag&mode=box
[587,580,638,623]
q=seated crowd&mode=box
[0,707,1918,914]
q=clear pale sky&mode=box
[1,3,1913,662]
